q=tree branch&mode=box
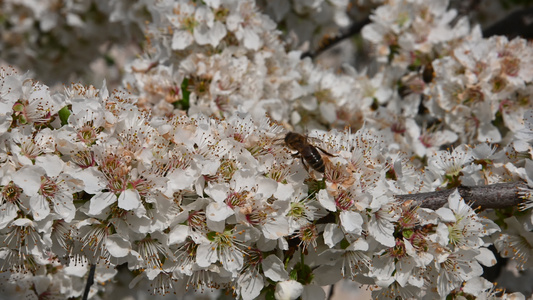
[327,284,335,300]
[301,16,371,60]
[455,0,483,19]
[483,7,533,39]
[395,181,528,210]
[83,264,96,300]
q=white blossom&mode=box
[1,0,533,299]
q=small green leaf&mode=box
[177,78,191,111]
[289,269,298,281]
[206,231,217,241]
[13,103,24,112]
[265,287,276,300]
[103,54,115,66]
[58,106,71,126]
[340,239,350,249]
[295,262,313,285]
[402,229,414,239]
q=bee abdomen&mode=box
[302,146,325,173]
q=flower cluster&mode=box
[257,0,364,50]
[2,0,533,299]
[427,33,533,144]
[122,0,533,161]
[123,0,370,132]
[0,0,375,86]
[0,67,532,299]
[0,0,147,84]
[4,0,531,154]
[362,0,533,147]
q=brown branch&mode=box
[82,264,96,300]
[301,16,371,60]
[455,0,484,18]
[395,181,528,210]
[483,7,533,39]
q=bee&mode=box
[283,132,335,173]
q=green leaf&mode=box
[265,287,276,300]
[58,106,71,126]
[13,103,24,112]
[177,78,191,111]
[402,229,414,239]
[206,231,217,241]
[289,269,298,281]
[295,262,313,285]
[340,239,350,249]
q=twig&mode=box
[327,283,335,300]
[456,0,483,18]
[395,181,527,210]
[483,7,533,39]
[301,16,371,60]
[82,264,96,300]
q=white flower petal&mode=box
[208,21,227,46]
[340,210,363,234]
[204,183,228,203]
[168,224,189,246]
[475,247,497,267]
[275,280,303,300]
[317,189,336,211]
[35,155,64,177]
[347,238,369,251]
[206,201,234,222]
[238,272,264,300]
[262,217,290,240]
[256,177,278,199]
[196,243,218,267]
[243,27,260,50]
[0,203,18,229]
[73,168,106,194]
[274,183,294,201]
[323,223,343,248]
[221,246,243,272]
[167,168,198,191]
[30,195,50,221]
[106,235,131,258]
[53,192,75,222]
[118,189,141,210]
[436,207,455,222]
[89,192,117,215]
[194,24,213,45]
[262,254,289,282]
[462,277,493,295]
[13,166,45,197]
[368,215,395,247]
[172,30,194,50]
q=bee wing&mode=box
[272,136,286,146]
[317,146,336,157]
[307,136,336,157]
[307,136,322,144]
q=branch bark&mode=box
[395,181,528,210]
[455,0,483,19]
[83,264,96,300]
[301,16,371,60]
[483,7,533,39]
